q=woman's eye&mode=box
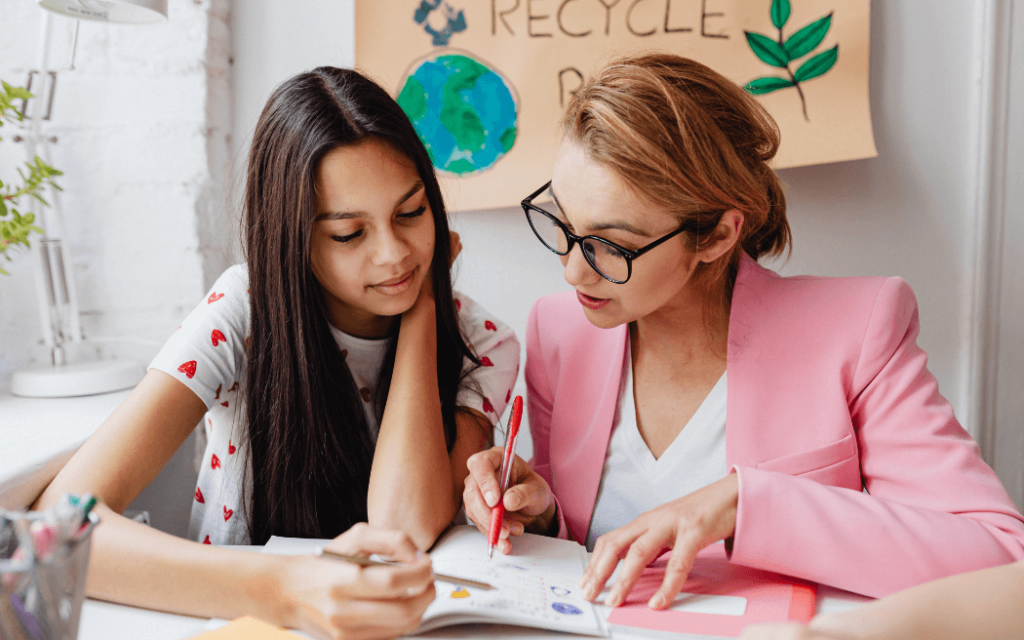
[331,230,363,244]
[398,205,427,220]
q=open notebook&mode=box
[259,525,607,637]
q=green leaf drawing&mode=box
[744,31,790,68]
[770,0,791,29]
[744,76,796,95]
[794,45,839,83]
[743,2,840,121]
[784,13,833,60]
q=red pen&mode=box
[488,395,523,560]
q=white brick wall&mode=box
[0,0,234,383]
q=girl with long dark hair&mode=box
[34,67,519,638]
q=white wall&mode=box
[0,0,233,383]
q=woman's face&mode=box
[549,137,702,330]
[310,138,435,337]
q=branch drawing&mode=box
[743,0,839,121]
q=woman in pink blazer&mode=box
[463,53,1024,610]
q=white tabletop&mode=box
[75,545,871,640]
[0,385,131,510]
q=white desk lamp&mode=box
[10,0,168,398]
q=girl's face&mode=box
[310,138,435,337]
[549,137,702,330]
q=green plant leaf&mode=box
[771,0,791,29]
[784,13,833,60]
[794,44,839,82]
[0,200,6,217]
[744,76,796,94]
[745,31,790,68]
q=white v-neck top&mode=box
[584,342,728,550]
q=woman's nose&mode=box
[562,242,600,287]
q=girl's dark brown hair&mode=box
[241,66,477,544]
[561,53,791,321]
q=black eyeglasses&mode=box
[521,181,694,284]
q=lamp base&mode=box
[11,359,144,398]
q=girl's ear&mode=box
[698,209,744,264]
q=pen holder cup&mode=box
[0,510,100,640]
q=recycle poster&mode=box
[355,0,875,212]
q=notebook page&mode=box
[418,526,605,636]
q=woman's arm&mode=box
[35,370,434,639]
[739,559,1024,640]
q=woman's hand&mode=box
[463,447,557,553]
[580,473,739,609]
[279,523,435,640]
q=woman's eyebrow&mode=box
[550,185,652,237]
[318,181,425,221]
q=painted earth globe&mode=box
[397,52,518,176]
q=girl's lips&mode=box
[576,290,610,310]
[372,269,415,295]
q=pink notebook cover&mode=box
[606,544,816,638]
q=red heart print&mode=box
[480,357,494,367]
[505,389,511,403]
[455,298,461,311]
[206,417,212,431]
[207,292,224,304]
[483,397,494,414]
[228,381,239,393]
[195,487,205,503]
[245,336,250,349]
[228,440,236,455]
[484,320,497,331]
[214,384,222,400]
[223,505,233,522]
[178,361,197,379]
[203,535,211,545]
[211,329,226,347]
[221,401,229,408]
[211,453,221,470]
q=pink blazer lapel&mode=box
[549,320,628,543]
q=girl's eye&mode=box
[331,230,363,244]
[398,205,427,220]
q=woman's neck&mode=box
[631,285,729,369]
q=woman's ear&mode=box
[698,209,744,264]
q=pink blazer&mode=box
[526,254,1024,598]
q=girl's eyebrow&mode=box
[319,181,425,221]
[549,185,653,238]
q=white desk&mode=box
[0,385,131,510]
[75,545,871,640]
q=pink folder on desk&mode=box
[606,544,816,638]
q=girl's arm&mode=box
[739,559,1024,640]
[34,371,435,639]
[367,285,491,549]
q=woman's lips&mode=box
[372,269,415,295]
[576,290,610,310]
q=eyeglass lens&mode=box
[526,201,631,282]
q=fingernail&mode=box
[650,594,666,609]
[485,491,497,506]
[604,593,619,607]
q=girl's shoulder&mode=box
[452,291,515,342]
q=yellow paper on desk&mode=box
[190,616,304,639]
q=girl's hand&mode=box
[738,622,859,640]
[279,523,435,640]
[580,474,739,609]
[463,447,557,553]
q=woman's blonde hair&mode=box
[560,52,791,316]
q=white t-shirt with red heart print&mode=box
[149,265,520,545]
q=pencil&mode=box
[319,548,496,591]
